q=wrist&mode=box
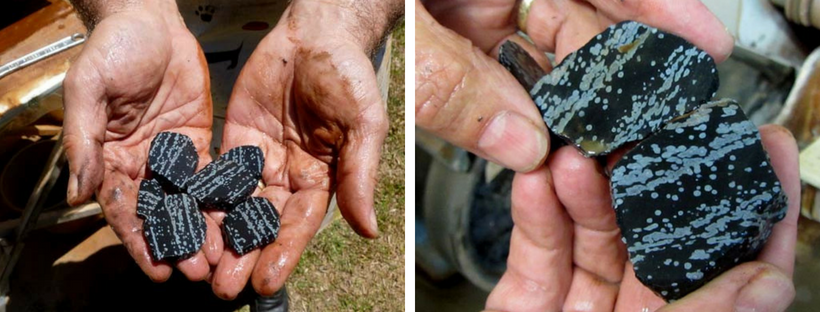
[71,0,182,32]
[291,0,403,54]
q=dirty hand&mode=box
[415,0,734,172]
[486,125,799,312]
[63,0,222,282]
[209,0,402,299]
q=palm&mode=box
[211,18,388,297]
[64,11,215,281]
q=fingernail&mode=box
[735,270,794,312]
[478,112,548,172]
[369,210,380,236]
[67,173,78,205]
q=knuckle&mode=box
[414,50,471,132]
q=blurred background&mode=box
[0,1,405,311]
[415,0,820,310]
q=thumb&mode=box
[659,262,794,312]
[62,60,107,206]
[415,0,549,172]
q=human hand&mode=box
[485,125,799,311]
[63,0,222,283]
[208,0,401,299]
[415,0,734,172]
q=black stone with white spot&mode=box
[148,132,199,191]
[143,194,206,260]
[137,179,164,219]
[219,146,264,179]
[223,197,281,255]
[186,159,258,209]
[530,21,719,156]
[610,100,788,301]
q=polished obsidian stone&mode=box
[610,100,788,301]
[223,197,281,255]
[143,193,206,260]
[530,21,719,156]
[219,146,264,179]
[137,179,163,219]
[186,159,258,209]
[148,132,199,191]
[498,40,547,92]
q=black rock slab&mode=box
[223,197,281,255]
[143,193,206,260]
[498,40,547,92]
[610,100,788,301]
[137,179,164,219]
[148,132,199,191]
[530,21,719,156]
[219,146,264,179]
[186,159,258,209]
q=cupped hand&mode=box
[63,2,222,283]
[486,125,800,312]
[209,1,389,299]
[415,0,734,172]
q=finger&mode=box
[63,58,107,206]
[421,0,518,52]
[613,262,666,312]
[97,170,172,282]
[526,0,733,63]
[416,1,550,172]
[212,249,261,300]
[251,189,329,296]
[175,251,209,281]
[549,146,626,284]
[756,125,801,276]
[203,213,223,266]
[485,166,573,312]
[659,262,794,312]
[336,118,387,238]
[562,267,619,312]
[584,0,734,63]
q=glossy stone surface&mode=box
[223,197,281,255]
[143,194,206,260]
[530,21,719,156]
[611,100,788,301]
[148,132,198,191]
[219,146,264,179]
[186,159,258,210]
[136,179,163,219]
[498,40,546,92]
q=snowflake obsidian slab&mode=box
[610,100,788,301]
[148,132,199,191]
[137,179,164,219]
[219,146,264,179]
[223,197,281,255]
[528,21,719,156]
[186,159,258,209]
[143,194,207,260]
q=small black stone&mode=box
[223,197,281,255]
[143,193,206,260]
[148,132,198,191]
[186,159,258,209]
[137,179,163,219]
[219,146,264,179]
[610,100,788,301]
[498,40,547,92]
[530,21,719,156]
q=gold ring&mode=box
[518,0,535,33]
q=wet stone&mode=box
[498,40,547,92]
[137,179,164,219]
[186,159,258,209]
[223,197,281,255]
[610,100,788,301]
[148,132,198,191]
[530,21,719,156]
[219,146,264,179]
[143,193,206,261]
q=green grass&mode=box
[285,22,405,311]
